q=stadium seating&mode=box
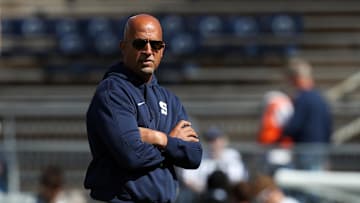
[92,31,119,55]
[20,17,48,37]
[227,15,259,37]
[195,15,225,38]
[1,19,16,36]
[54,18,79,37]
[86,17,113,38]
[160,14,187,41]
[57,32,86,56]
[167,32,198,56]
[0,13,301,59]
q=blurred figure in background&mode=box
[282,57,332,170]
[180,126,247,202]
[230,181,251,203]
[258,90,294,175]
[35,165,86,203]
[249,174,299,203]
[200,170,231,203]
[258,90,294,146]
[0,156,8,193]
[35,165,65,203]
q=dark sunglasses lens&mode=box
[132,39,164,50]
[150,41,164,50]
[132,39,147,50]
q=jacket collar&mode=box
[103,62,158,87]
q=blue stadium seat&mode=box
[0,19,16,56]
[259,13,303,36]
[20,17,47,36]
[58,33,86,56]
[160,14,186,41]
[225,15,260,57]
[53,18,88,56]
[259,14,303,56]
[86,17,113,38]
[84,17,120,56]
[168,32,198,56]
[184,15,225,55]
[270,14,303,37]
[196,15,224,37]
[113,16,128,40]
[1,19,16,36]
[55,18,79,37]
[93,31,119,55]
[227,16,259,37]
[271,14,302,56]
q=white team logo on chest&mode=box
[159,101,167,116]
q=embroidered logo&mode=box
[159,101,167,115]
[137,101,146,106]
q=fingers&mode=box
[170,120,191,137]
[182,127,198,137]
[176,120,192,129]
[176,127,199,142]
[187,135,200,142]
[183,134,200,142]
[170,120,199,142]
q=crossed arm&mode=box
[139,120,200,148]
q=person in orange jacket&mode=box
[258,90,294,147]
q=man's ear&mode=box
[160,43,165,58]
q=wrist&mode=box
[157,131,168,148]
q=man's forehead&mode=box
[127,21,162,39]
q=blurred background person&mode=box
[199,170,231,203]
[282,57,333,170]
[249,174,299,203]
[179,126,247,202]
[258,90,294,146]
[34,165,85,203]
[0,156,8,193]
[35,165,65,203]
[257,90,294,175]
[230,181,251,203]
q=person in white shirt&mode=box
[181,127,247,194]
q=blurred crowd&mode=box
[174,57,333,203]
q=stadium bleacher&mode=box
[1,0,359,146]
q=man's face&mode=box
[121,22,165,81]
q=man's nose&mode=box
[142,42,152,54]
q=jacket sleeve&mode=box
[164,100,202,169]
[283,97,307,140]
[87,81,164,171]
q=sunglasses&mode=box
[131,39,165,51]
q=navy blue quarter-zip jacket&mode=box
[84,62,202,203]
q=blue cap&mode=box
[203,126,224,141]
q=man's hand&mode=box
[138,120,198,149]
[138,127,168,148]
[169,120,199,142]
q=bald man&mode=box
[84,14,202,203]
